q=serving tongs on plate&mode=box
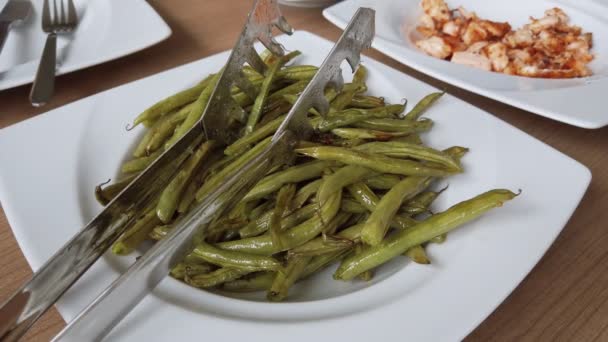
[0,1,374,340]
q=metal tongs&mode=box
[0,1,374,340]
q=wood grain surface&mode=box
[1,1,607,341]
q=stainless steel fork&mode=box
[29,0,77,107]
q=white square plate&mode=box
[0,0,171,91]
[0,31,591,341]
[324,0,608,129]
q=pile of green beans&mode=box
[97,50,518,302]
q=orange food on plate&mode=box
[413,0,594,78]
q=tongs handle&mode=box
[52,133,295,342]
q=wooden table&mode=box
[1,1,607,341]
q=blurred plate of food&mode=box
[0,0,171,91]
[324,0,608,128]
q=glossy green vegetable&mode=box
[268,256,311,301]
[404,92,444,121]
[335,189,518,280]
[192,241,282,272]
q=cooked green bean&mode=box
[402,188,445,216]
[331,128,417,141]
[335,189,518,280]
[185,267,251,288]
[192,241,282,272]
[131,75,214,127]
[165,73,220,149]
[361,176,431,246]
[222,272,275,292]
[295,146,455,177]
[246,58,284,134]
[268,256,311,302]
[112,207,160,255]
[239,203,317,238]
[196,137,272,202]
[121,150,162,174]
[404,245,431,264]
[301,248,352,279]
[218,193,342,255]
[365,174,401,190]
[225,115,285,156]
[292,179,323,209]
[354,117,433,133]
[267,80,309,102]
[157,140,215,223]
[290,223,362,256]
[354,141,462,172]
[393,134,423,145]
[270,184,296,249]
[149,224,172,241]
[95,174,137,206]
[144,102,195,155]
[350,95,385,109]
[242,160,334,202]
[404,92,444,121]
[317,165,375,215]
[277,65,318,81]
[170,262,214,280]
[312,108,395,132]
[431,234,447,244]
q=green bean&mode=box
[350,95,385,109]
[242,160,334,202]
[331,128,417,141]
[157,140,215,223]
[317,165,375,214]
[112,207,161,255]
[267,80,309,102]
[295,146,455,177]
[357,270,374,281]
[165,73,220,149]
[292,179,323,209]
[365,174,401,190]
[144,102,195,155]
[196,137,272,202]
[225,115,285,156]
[311,108,395,132]
[268,256,311,302]
[355,141,462,172]
[290,223,362,256]
[259,100,291,125]
[404,92,444,121]
[170,262,214,280]
[270,184,297,249]
[218,192,342,255]
[361,176,431,246]
[239,203,317,239]
[185,268,251,288]
[402,188,445,216]
[121,150,162,174]
[222,272,275,292]
[246,57,285,134]
[346,183,417,231]
[431,234,447,244]
[354,117,433,133]
[404,245,431,264]
[192,242,282,272]
[249,200,275,221]
[392,134,423,145]
[335,189,518,280]
[301,248,352,279]
[149,224,172,241]
[277,65,318,81]
[341,199,368,214]
[95,174,137,206]
[131,74,214,127]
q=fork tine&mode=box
[42,0,51,28]
[59,0,65,25]
[66,0,77,26]
[52,0,58,24]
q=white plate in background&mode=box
[324,0,608,129]
[0,31,591,341]
[0,0,171,91]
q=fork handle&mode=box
[29,32,57,107]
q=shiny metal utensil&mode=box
[29,0,77,107]
[0,0,289,340]
[53,7,374,342]
[0,0,32,55]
